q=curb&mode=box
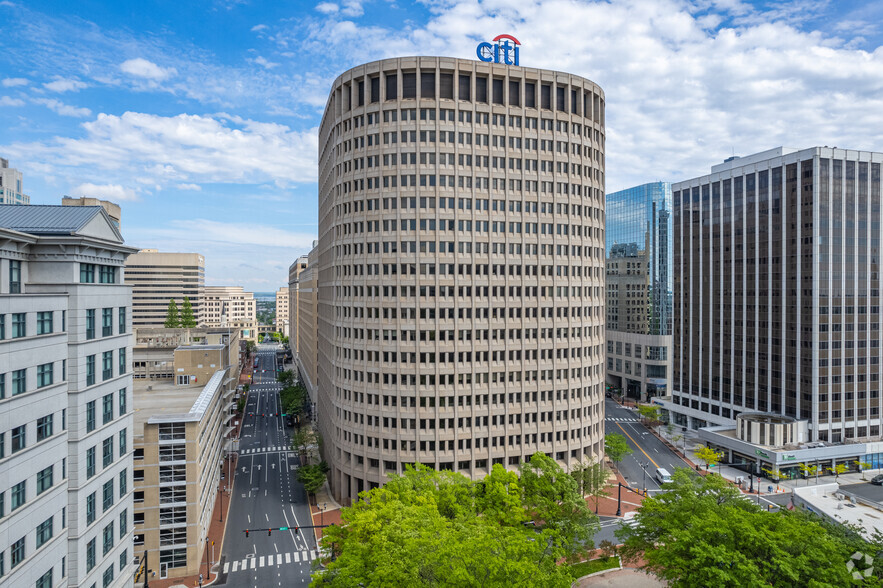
[570,557,623,586]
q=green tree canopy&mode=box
[297,461,329,496]
[604,433,633,463]
[314,458,599,587]
[180,296,197,327]
[164,299,180,328]
[617,469,864,587]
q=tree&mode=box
[637,405,661,426]
[617,468,859,587]
[297,461,329,500]
[245,340,256,355]
[314,461,595,587]
[180,297,197,327]
[604,433,633,463]
[694,444,723,472]
[856,460,873,480]
[278,369,295,387]
[291,425,317,465]
[828,463,849,483]
[799,463,819,486]
[242,383,249,395]
[164,299,180,328]
[571,458,609,513]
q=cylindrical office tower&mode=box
[316,56,606,504]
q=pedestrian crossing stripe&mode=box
[605,417,639,422]
[241,447,293,454]
[225,550,317,573]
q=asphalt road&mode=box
[604,399,692,494]
[217,344,319,587]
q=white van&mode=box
[655,468,673,484]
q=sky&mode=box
[2,0,883,291]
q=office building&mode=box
[605,182,672,400]
[125,250,205,328]
[289,255,309,355]
[62,197,122,229]
[310,56,607,504]
[657,147,883,478]
[0,204,135,587]
[275,286,289,335]
[202,286,257,341]
[0,158,30,205]
[293,251,317,406]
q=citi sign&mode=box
[476,34,521,66]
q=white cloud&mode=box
[43,77,88,92]
[71,182,139,202]
[120,58,177,81]
[5,111,318,187]
[176,183,202,191]
[251,24,268,32]
[34,98,91,117]
[253,55,280,69]
[340,0,363,17]
[316,2,339,14]
[2,77,28,87]
[0,96,25,106]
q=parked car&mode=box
[870,474,883,486]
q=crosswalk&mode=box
[241,446,291,455]
[605,417,639,423]
[224,550,318,574]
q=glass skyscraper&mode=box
[605,181,673,400]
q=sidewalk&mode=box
[309,481,343,542]
[145,454,237,588]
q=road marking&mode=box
[277,554,282,565]
[260,556,265,567]
[250,558,256,569]
[248,515,251,523]
[266,513,269,521]
[224,562,229,573]
[274,542,278,552]
[311,549,317,560]
[293,552,300,562]
[615,422,659,469]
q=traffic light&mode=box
[245,529,249,537]
[294,526,299,535]
[268,528,272,536]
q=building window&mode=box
[9,260,22,293]
[11,313,25,338]
[87,492,96,524]
[118,307,126,334]
[87,355,96,386]
[103,437,113,468]
[119,469,127,497]
[11,481,26,510]
[103,393,113,423]
[80,263,95,283]
[0,432,3,458]
[118,388,127,415]
[103,522,114,555]
[11,425,25,453]
[103,565,114,588]
[119,508,128,536]
[102,308,112,336]
[102,352,113,381]
[86,538,96,570]
[12,369,25,395]
[37,415,53,441]
[119,548,128,572]
[0,313,4,339]
[103,480,114,511]
[159,548,187,568]
[37,311,53,334]
[86,447,96,478]
[37,465,54,494]
[36,569,53,588]
[119,429,127,456]
[86,309,95,339]
[10,537,24,568]
[36,517,53,548]
[99,265,116,284]
[118,348,126,375]
[86,400,96,432]
[37,363,53,388]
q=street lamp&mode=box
[641,461,649,495]
[321,502,327,527]
[615,483,623,517]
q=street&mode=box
[217,344,319,587]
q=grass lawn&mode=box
[569,556,619,578]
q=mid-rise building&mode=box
[202,286,257,341]
[0,204,136,587]
[658,147,883,478]
[125,250,205,328]
[288,255,309,355]
[0,158,30,205]
[274,286,289,335]
[310,56,607,504]
[62,197,122,229]
[293,251,317,407]
[605,182,673,401]
[132,355,233,581]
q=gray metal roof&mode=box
[0,204,108,236]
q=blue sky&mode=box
[2,0,883,291]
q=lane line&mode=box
[615,422,659,469]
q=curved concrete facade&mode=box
[316,56,606,504]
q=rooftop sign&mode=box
[476,34,520,66]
